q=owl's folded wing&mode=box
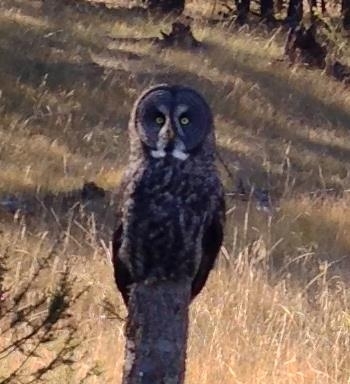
[191,201,225,299]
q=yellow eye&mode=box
[155,115,165,125]
[180,116,190,126]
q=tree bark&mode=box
[235,0,251,24]
[276,0,284,14]
[286,0,303,25]
[144,0,185,14]
[342,0,350,30]
[122,280,191,384]
[309,0,317,22]
[260,0,274,21]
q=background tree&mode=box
[260,0,275,21]
[144,0,185,14]
[235,0,251,24]
[286,0,303,25]
[342,0,350,29]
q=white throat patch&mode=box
[151,125,189,161]
[150,148,188,160]
[151,149,166,158]
[172,140,189,161]
[172,149,189,160]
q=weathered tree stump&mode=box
[284,24,327,68]
[122,280,191,384]
[159,20,200,49]
[284,24,350,85]
[326,59,350,84]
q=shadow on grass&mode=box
[0,18,134,154]
[8,0,172,32]
[200,44,350,190]
[1,0,350,272]
[20,184,116,246]
[0,14,326,196]
[209,45,350,132]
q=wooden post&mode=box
[122,280,191,384]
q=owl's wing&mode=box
[191,205,225,300]
[112,172,135,306]
[112,223,134,305]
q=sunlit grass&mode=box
[1,0,350,383]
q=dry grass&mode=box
[1,0,350,383]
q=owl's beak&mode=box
[164,124,175,141]
[151,123,180,159]
[158,123,175,146]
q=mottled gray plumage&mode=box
[113,84,225,305]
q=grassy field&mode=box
[0,0,350,383]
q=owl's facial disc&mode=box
[136,86,212,160]
[148,104,189,161]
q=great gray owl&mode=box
[112,84,225,305]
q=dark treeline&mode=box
[143,0,350,29]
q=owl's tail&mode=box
[121,279,191,384]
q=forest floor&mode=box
[0,0,350,383]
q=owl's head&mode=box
[129,84,215,161]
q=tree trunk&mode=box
[122,280,191,384]
[309,0,317,22]
[342,0,350,30]
[260,0,274,21]
[276,0,284,14]
[235,0,251,24]
[145,0,185,14]
[286,0,303,25]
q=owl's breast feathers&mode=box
[113,156,225,303]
